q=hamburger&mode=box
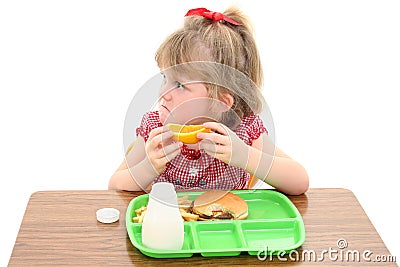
[192,190,248,220]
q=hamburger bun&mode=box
[192,190,248,220]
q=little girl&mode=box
[109,7,309,195]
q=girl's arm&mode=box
[108,136,158,191]
[108,126,183,191]
[198,122,309,195]
[248,133,309,195]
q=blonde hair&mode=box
[156,6,264,119]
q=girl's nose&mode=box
[161,91,171,101]
[161,87,174,101]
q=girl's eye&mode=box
[161,73,166,80]
[176,81,185,90]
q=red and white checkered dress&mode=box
[136,111,267,191]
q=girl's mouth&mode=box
[161,105,170,112]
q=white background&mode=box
[1,0,399,265]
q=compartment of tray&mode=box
[127,222,195,258]
[242,191,298,219]
[240,220,304,255]
[193,221,244,257]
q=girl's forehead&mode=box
[159,62,217,83]
[160,68,196,82]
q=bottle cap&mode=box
[96,208,120,223]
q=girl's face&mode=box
[158,72,212,125]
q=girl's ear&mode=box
[219,92,234,111]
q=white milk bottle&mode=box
[142,182,184,250]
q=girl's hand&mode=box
[145,126,183,175]
[197,122,249,169]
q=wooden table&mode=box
[9,189,396,266]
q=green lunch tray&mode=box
[126,190,305,258]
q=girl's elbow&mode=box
[287,170,309,195]
[108,177,117,190]
[287,184,308,196]
[108,172,121,190]
[297,178,309,195]
[294,172,309,195]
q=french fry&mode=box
[133,196,200,223]
[181,212,199,222]
[133,206,147,223]
[178,196,193,212]
[135,206,146,216]
[180,209,199,222]
[138,210,146,223]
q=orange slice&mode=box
[166,123,210,144]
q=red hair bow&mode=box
[185,8,240,26]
